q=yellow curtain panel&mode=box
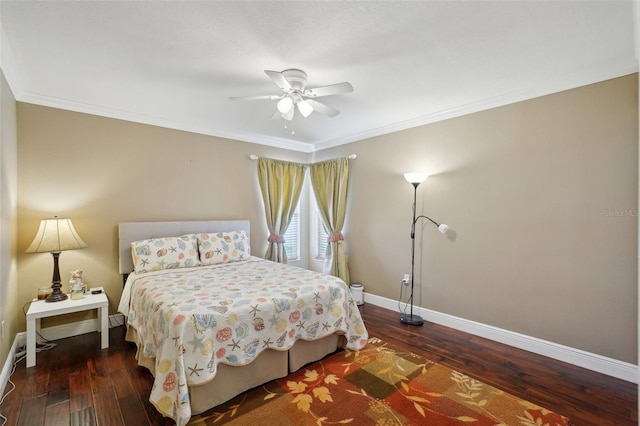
[257,157,307,263]
[310,157,351,284]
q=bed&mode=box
[117,220,368,425]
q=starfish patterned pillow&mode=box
[131,234,201,273]
[197,230,250,265]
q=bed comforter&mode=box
[118,257,368,425]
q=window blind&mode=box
[316,214,328,260]
[283,207,300,261]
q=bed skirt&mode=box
[125,326,341,414]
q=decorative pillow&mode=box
[197,230,250,265]
[131,234,201,273]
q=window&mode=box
[283,205,300,261]
[315,213,329,260]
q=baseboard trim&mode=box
[0,335,21,400]
[4,302,638,385]
[364,293,638,384]
[13,314,125,349]
[1,313,126,396]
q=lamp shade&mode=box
[297,99,314,117]
[281,105,295,121]
[404,172,429,185]
[277,96,294,114]
[26,217,87,253]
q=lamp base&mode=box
[400,314,424,326]
[45,291,67,302]
[45,281,68,302]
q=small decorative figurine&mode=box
[69,269,85,297]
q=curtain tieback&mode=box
[268,234,285,243]
[328,231,344,242]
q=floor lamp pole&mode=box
[401,182,424,326]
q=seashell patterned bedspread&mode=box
[118,257,368,425]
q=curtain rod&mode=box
[249,154,357,161]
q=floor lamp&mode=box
[401,173,448,326]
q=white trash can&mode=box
[350,283,364,305]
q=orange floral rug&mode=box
[189,337,571,425]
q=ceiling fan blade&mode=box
[304,82,353,98]
[306,99,340,117]
[229,95,281,101]
[264,70,293,92]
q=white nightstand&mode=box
[26,292,109,367]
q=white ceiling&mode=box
[0,1,637,153]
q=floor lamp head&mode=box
[404,172,429,188]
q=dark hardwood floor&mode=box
[0,303,636,425]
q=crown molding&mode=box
[4,48,637,155]
[313,63,639,152]
[16,91,317,153]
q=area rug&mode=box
[189,337,571,425]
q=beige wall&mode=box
[13,74,638,364]
[15,105,308,331]
[0,69,18,364]
[313,74,638,363]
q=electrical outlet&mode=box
[402,274,410,284]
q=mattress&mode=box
[118,257,368,425]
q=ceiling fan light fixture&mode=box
[297,99,314,117]
[230,69,353,122]
[277,96,294,114]
[282,107,295,121]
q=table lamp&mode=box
[26,216,87,302]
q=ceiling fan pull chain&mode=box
[283,120,293,135]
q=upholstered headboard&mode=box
[118,220,250,274]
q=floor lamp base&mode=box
[400,314,424,326]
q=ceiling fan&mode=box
[229,69,353,121]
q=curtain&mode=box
[310,157,351,283]
[257,157,307,263]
